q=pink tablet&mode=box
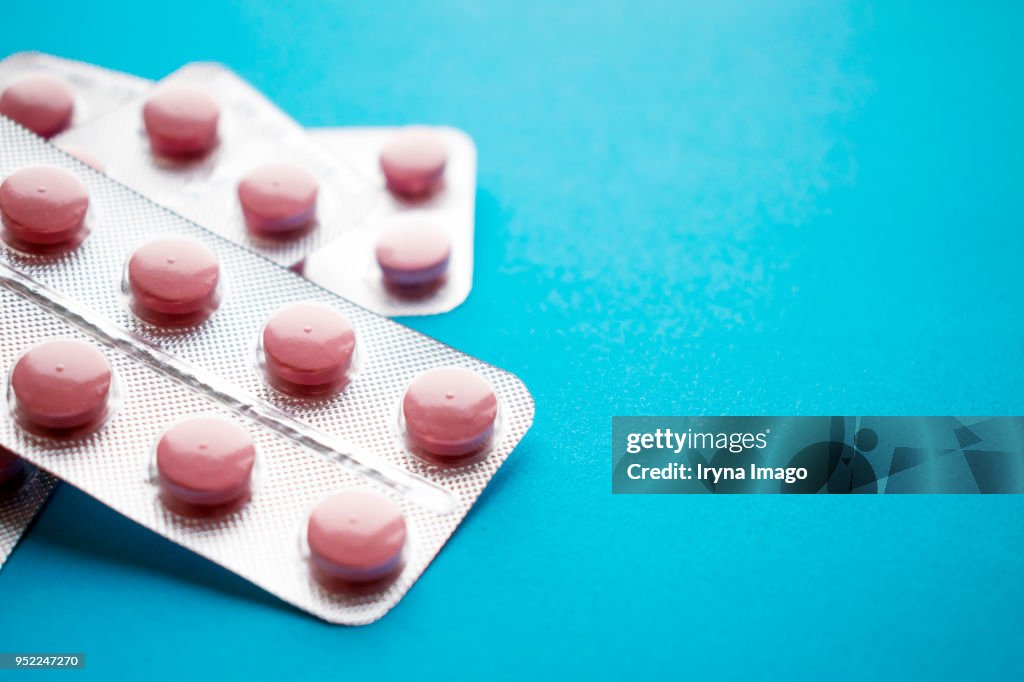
[0,74,74,138]
[261,303,355,393]
[307,489,407,583]
[156,417,256,508]
[142,85,220,157]
[0,165,89,248]
[375,224,451,287]
[127,238,220,325]
[237,163,319,236]
[402,367,498,457]
[0,445,24,486]
[58,143,105,172]
[379,128,448,197]
[11,339,112,432]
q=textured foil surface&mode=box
[0,466,57,574]
[0,55,479,575]
[0,51,150,572]
[57,63,379,267]
[0,120,534,624]
[304,126,476,316]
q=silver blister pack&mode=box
[0,120,534,624]
[304,126,476,316]
[0,464,57,574]
[8,54,475,316]
[57,63,379,268]
[0,51,150,572]
[0,52,150,132]
[0,56,481,574]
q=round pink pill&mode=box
[58,143,105,172]
[379,129,448,197]
[307,489,407,583]
[0,74,74,138]
[11,339,112,432]
[156,417,256,508]
[238,163,319,236]
[262,303,355,392]
[142,86,220,157]
[402,367,498,458]
[0,445,24,486]
[0,165,89,247]
[127,238,220,325]
[375,224,451,287]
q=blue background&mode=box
[2,1,1024,679]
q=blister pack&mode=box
[0,52,151,571]
[0,119,533,623]
[0,52,149,136]
[304,126,476,316]
[56,63,378,268]
[0,54,482,576]
[0,446,57,574]
[3,53,477,316]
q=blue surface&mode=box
[2,1,1024,679]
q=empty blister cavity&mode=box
[306,489,407,586]
[8,338,114,436]
[257,302,357,397]
[400,366,499,464]
[0,74,74,139]
[0,165,90,253]
[125,237,221,327]
[155,415,256,513]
